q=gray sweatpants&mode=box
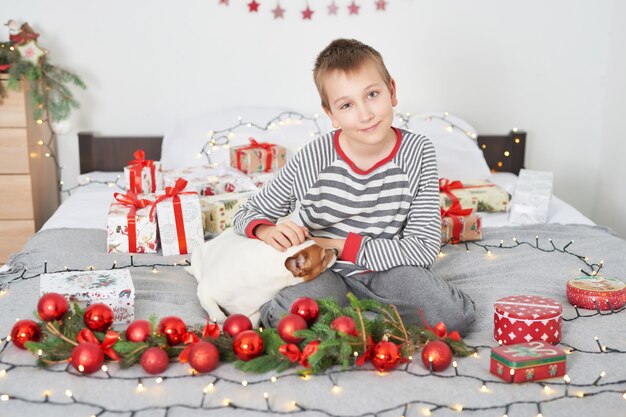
[259,266,476,336]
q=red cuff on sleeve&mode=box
[246,219,274,239]
[341,232,363,263]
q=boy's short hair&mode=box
[313,38,392,111]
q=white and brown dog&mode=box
[187,229,337,325]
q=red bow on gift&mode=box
[178,320,221,363]
[278,340,321,368]
[128,149,157,193]
[150,178,197,254]
[419,308,462,342]
[439,178,495,207]
[114,191,153,253]
[236,137,275,173]
[76,328,121,361]
[440,201,474,244]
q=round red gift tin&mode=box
[494,295,562,345]
[566,276,626,310]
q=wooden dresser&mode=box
[0,74,60,265]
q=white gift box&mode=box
[107,194,158,253]
[509,169,554,224]
[124,161,164,194]
[40,270,135,325]
[163,165,257,196]
[155,192,204,256]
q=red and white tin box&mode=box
[494,295,562,345]
[566,276,626,310]
[490,341,566,383]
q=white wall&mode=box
[2,0,624,236]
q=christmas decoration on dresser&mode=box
[18,292,470,376]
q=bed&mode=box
[0,109,624,417]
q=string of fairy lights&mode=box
[0,236,624,416]
[394,111,480,141]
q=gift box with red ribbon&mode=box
[440,203,482,243]
[151,178,204,256]
[124,149,164,194]
[229,137,287,174]
[107,191,158,254]
[494,295,562,345]
[40,270,135,325]
[439,178,510,212]
[490,341,567,383]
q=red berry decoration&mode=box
[290,297,319,325]
[84,303,114,332]
[70,342,105,374]
[10,320,41,349]
[371,341,401,372]
[188,341,220,373]
[222,314,252,338]
[421,340,453,372]
[37,293,69,321]
[233,330,264,361]
[331,316,358,337]
[140,347,169,375]
[158,316,187,345]
[126,319,152,343]
[277,313,308,344]
[433,322,448,338]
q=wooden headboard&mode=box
[78,131,526,175]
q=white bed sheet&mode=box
[41,172,595,231]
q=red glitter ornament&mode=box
[331,316,358,336]
[233,330,264,361]
[10,319,41,349]
[290,297,319,325]
[126,319,152,343]
[140,347,169,374]
[277,313,308,344]
[222,314,252,338]
[421,340,452,372]
[188,341,219,373]
[371,341,400,372]
[37,293,69,321]
[70,342,104,374]
[158,316,187,345]
[84,303,114,332]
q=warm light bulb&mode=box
[1,394,9,401]
[65,389,72,397]
[270,376,277,383]
[241,380,248,387]
[263,392,269,399]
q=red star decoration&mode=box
[328,1,339,15]
[348,1,360,15]
[375,0,387,11]
[248,0,260,12]
[272,4,285,18]
[219,0,229,5]
[302,6,314,20]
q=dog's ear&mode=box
[284,251,307,277]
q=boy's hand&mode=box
[254,221,309,252]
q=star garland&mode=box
[217,0,391,20]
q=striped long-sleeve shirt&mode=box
[232,127,441,277]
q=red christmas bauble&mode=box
[37,293,69,321]
[371,341,401,372]
[70,342,104,374]
[290,297,319,325]
[331,316,358,337]
[421,340,453,372]
[222,314,252,338]
[140,347,169,375]
[188,341,220,373]
[126,319,151,343]
[277,313,308,344]
[233,330,264,361]
[84,303,114,332]
[10,319,41,349]
[157,316,187,345]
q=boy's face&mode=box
[322,62,397,146]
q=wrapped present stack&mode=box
[230,137,286,174]
[123,149,164,194]
[107,191,158,254]
[40,270,135,324]
[163,165,258,196]
[509,169,553,224]
[439,178,510,212]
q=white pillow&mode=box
[395,111,492,180]
[161,107,333,170]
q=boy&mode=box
[233,39,476,335]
